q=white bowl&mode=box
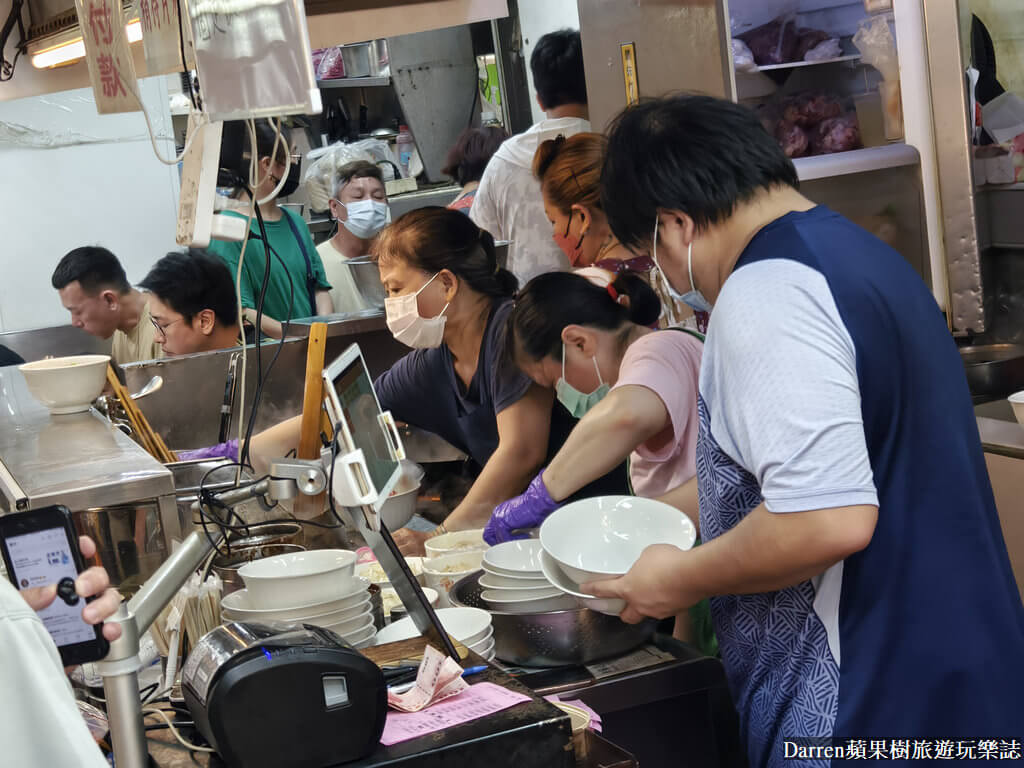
[340,623,376,647]
[539,549,623,616]
[381,586,439,619]
[313,606,373,635]
[541,495,696,584]
[479,583,561,600]
[478,571,551,590]
[422,551,485,608]
[483,540,545,576]
[19,354,110,414]
[224,595,371,626]
[239,549,357,609]
[1010,391,1024,426]
[466,626,494,652]
[220,578,370,620]
[424,529,488,559]
[470,637,495,658]
[481,589,578,613]
[373,606,492,646]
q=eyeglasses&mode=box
[150,316,182,338]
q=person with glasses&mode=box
[207,119,334,339]
[51,246,163,365]
[138,250,243,356]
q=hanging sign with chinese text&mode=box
[140,0,187,75]
[74,0,141,114]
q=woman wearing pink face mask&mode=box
[534,133,698,330]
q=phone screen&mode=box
[6,527,94,647]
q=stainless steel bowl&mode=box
[380,460,424,530]
[450,571,656,667]
[960,344,1024,403]
[344,256,386,309]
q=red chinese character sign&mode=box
[139,0,187,75]
[75,0,140,113]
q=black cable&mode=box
[139,682,160,702]
[0,0,25,82]
[175,7,198,110]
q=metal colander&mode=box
[450,571,656,667]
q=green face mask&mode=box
[555,343,610,419]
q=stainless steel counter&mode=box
[0,368,175,514]
[978,416,1024,459]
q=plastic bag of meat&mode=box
[775,120,810,158]
[811,114,862,154]
[739,18,799,66]
[782,91,843,127]
[316,47,346,80]
[794,28,830,60]
[804,38,842,62]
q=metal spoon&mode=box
[130,375,163,400]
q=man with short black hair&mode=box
[587,94,1024,766]
[138,250,242,356]
[51,246,162,364]
[471,28,589,283]
[317,160,391,314]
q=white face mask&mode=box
[385,272,450,349]
[651,214,713,313]
[337,198,391,239]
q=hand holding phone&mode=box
[1,507,120,665]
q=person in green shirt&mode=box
[207,120,333,339]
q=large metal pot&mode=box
[450,571,656,667]
[960,344,1024,404]
[344,256,386,309]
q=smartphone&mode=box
[0,505,110,665]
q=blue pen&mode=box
[461,665,488,676]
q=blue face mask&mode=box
[652,215,713,313]
[555,343,610,419]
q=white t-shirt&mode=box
[316,239,375,315]
[612,330,703,497]
[470,117,591,285]
[0,579,109,767]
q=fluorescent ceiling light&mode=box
[31,18,142,69]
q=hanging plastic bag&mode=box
[303,139,401,212]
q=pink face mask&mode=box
[553,213,586,266]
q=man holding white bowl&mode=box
[585,95,1024,767]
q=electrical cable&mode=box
[142,708,215,753]
[129,87,199,165]
[0,0,25,82]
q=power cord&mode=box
[142,708,214,753]
[0,0,25,82]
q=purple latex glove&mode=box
[177,438,239,462]
[484,471,560,545]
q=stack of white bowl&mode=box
[221,549,378,648]
[479,540,577,613]
[373,606,495,661]
[539,496,697,616]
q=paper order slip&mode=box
[380,683,533,746]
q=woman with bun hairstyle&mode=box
[485,270,703,544]
[373,207,629,555]
[534,132,697,329]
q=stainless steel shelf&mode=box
[794,143,920,182]
[317,76,391,89]
[755,53,861,72]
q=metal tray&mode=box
[450,571,655,667]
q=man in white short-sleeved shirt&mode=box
[471,29,590,285]
[587,95,1024,768]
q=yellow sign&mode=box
[621,43,639,107]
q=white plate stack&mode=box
[373,606,495,661]
[479,540,577,613]
[221,549,378,648]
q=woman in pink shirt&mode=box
[486,270,703,540]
